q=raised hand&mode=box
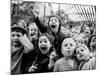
[28,64,38,72]
[19,34,34,53]
[48,51,57,69]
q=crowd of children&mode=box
[11,2,96,75]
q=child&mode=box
[72,34,84,47]
[53,38,78,72]
[31,8,67,58]
[11,23,34,75]
[21,21,40,73]
[28,33,54,73]
[75,44,96,70]
[89,35,96,57]
[27,21,40,42]
[80,24,91,46]
[70,27,80,37]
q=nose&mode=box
[67,45,70,49]
[67,47,70,49]
[14,35,18,40]
[79,51,82,55]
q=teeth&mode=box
[41,46,46,50]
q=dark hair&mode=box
[38,33,54,54]
[48,15,62,33]
[38,33,54,45]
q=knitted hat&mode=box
[11,23,27,34]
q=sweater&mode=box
[53,57,78,72]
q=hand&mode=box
[28,65,37,72]
[50,51,57,60]
[48,51,57,68]
[29,4,39,18]
[19,34,34,52]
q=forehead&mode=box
[29,23,37,28]
[76,47,85,52]
[76,46,88,51]
[72,28,77,31]
[11,31,22,34]
[62,38,75,44]
[39,35,49,40]
[85,26,89,29]
[74,36,82,40]
[50,16,59,20]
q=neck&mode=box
[64,56,72,60]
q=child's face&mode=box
[29,23,38,41]
[76,46,89,61]
[49,17,60,33]
[11,31,23,46]
[84,26,90,36]
[74,37,82,46]
[90,36,96,52]
[71,28,79,37]
[38,36,52,54]
[61,38,76,57]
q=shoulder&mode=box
[88,57,96,65]
[82,57,96,70]
[55,58,65,65]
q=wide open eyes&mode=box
[80,49,84,52]
[70,43,73,47]
[64,43,68,47]
[50,17,59,23]
[64,43,73,47]
[39,39,47,44]
[11,33,22,38]
[12,34,15,37]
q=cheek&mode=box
[35,31,38,35]
[62,46,66,51]
[11,37,14,41]
[56,24,59,29]
[76,55,79,58]
[47,43,51,49]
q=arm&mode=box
[31,8,47,33]
[19,34,34,53]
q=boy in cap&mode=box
[11,23,34,75]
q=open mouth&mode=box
[51,24,56,29]
[40,45,47,51]
[14,40,19,43]
[67,51,71,53]
[85,32,89,34]
[31,33,36,36]
[79,54,83,58]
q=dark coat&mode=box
[11,46,24,75]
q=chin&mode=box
[41,51,48,54]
